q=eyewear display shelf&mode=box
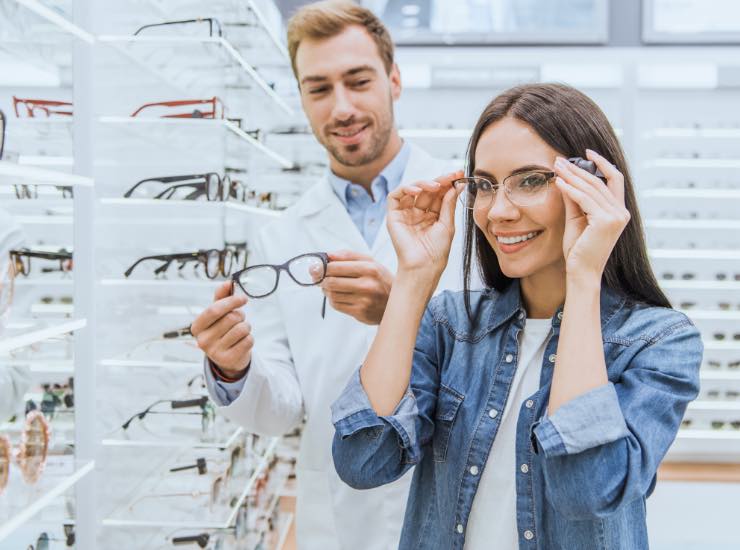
[0,0,96,548]
[89,1,304,549]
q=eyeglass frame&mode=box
[124,248,234,279]
[13,96,73,118]
[133,17,223,37]
[120,395,215,433]
[123,173,247,202]
[454,156,606,210]
[0,109,5,160]
[130,97,225,119]
[10,249,73,277]
[0,410,51,492]
[230,252,329,318]
[14,184,74,200]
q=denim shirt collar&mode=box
[482,279,627,334]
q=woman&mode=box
[330,83,702,550]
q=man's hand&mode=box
[191,280,254,378]
[320,250,394,325]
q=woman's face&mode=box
[472,117,566,280]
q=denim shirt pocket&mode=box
[433,383,465,463]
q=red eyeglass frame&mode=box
[13,96,73,118]
[130,97,225,119]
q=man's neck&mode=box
[330,131,404,191]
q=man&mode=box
[191,2,466,548]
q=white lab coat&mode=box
[213,144,466,550]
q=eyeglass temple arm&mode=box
[131,98,218,117]
[121,399,169,429]
[133,18,205,36]
[125,253,200,277]
[124,176,205,198]
[169,457,207,474]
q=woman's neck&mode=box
[520,262,567,319]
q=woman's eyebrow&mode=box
[472,164,552,180]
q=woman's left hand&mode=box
[554,149,631,283]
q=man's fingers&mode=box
[324,260,378,278]
[322,276,373,294]
[191,293,247,335]
[220,321,252,350]
[328,249,373,262]
[213,279,233,301]
[194,309,245,349]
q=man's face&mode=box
[295,25,401,168]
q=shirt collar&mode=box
[483,278,627,334]
[328,140,411,206]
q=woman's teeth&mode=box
[497,231,542,245]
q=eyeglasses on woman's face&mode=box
[453,156,605,211]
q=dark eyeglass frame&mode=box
[130,97,225,119]
[231,252,330,318]
[133,17,224,37]
[10,249,73,277]
[124,248,234,279]
[123,173,247,202]
[121,395,213,431]
[14,184,74,199]
[0,109,5,160]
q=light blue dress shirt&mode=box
[206,142,412,405]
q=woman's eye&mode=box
[519,174,546,188]
[352,79,371,87]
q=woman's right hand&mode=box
[386,170,463,275]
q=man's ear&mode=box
[389,63,402,101]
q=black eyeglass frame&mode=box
[123,173,247,202]
[133,17,223,38]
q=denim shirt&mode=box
[331,280,702,550]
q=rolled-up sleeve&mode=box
[332,305,441,490]
[532,383,628,458]
[533,319,702,520]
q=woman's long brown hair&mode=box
[461,83,671,318]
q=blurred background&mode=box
[0,0,739,548]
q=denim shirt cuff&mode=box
[532,383,629,458]
[331,368,418,451]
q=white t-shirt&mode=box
[464,318,552,550]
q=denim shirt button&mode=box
[488,408,499,419]
[525,400,534,409]
[469,465,479,476]
[520,463,529,474]
[548,354,557,363]
[557,311,563,321]
[518,310,525,320]
[524,530,534,540]
[456,524,464,534]
[505,354,514,363]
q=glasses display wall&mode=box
[1,0,302,548]
[2,1,740,549]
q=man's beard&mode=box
[320,101,394,168]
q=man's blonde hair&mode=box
[287,0,395,81]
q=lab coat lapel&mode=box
[299,176,370,255]
[369,144,449,261]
